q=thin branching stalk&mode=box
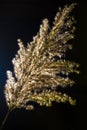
[0,108,14,130]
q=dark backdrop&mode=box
[0,0,87,130]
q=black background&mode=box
[0,0,87,130]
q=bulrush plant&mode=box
[0,3,79,130]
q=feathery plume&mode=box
[4,3,79,111]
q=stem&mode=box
[0,108,13,130]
